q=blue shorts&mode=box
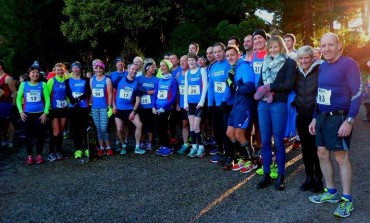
[315,114,351,150]
[228,109,251,129]
[0,103,12,119]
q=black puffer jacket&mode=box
[294,60,322,117]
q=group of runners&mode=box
[0,28,363,218]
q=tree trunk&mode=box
[328,0,335,32]
[304,0,314,45]
[361,1,369,35]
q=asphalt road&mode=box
[1,106,369,223]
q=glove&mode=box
[157,108,165,113]
[107,107,113,117]
[220,102,227,111]
[226,78,236,93]
[254,84,270,100]
[265,92,274,103]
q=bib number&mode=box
[214,82,226,93]
[56,100,67,108]
[188,85,200,95]
[317,88,331,105]
[26,92,41,102]
[119,89,133,99]
[253,62,263,74]
[157,90,168,99]
[141,94,151,105]
[179,85,185,95]
[93,89,104,98]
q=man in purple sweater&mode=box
[308,33,362,218]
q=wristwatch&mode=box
[346,117,354,124]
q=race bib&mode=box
[253,62,263,74]
[179,85,185,95]
[56,100,67,108]
[92,89,104,98]
[72,92,83,98]
[26,92,41,102]
[188,85,200,95]
[157,90,168,99]
[119,89,133,99]
[317,88,331,105]
[141,94,151,105]
[214,82,226,93]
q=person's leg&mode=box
[157,111,171,147]
[114,117,125,144]
[317,146,335,189]
[334,150,352,195]
[131,114,142,146]
[100,108,110,148]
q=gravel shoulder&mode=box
[1,106,370,223]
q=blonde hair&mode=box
[267,36,288,56]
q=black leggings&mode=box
[296,114,322,179]
[69,107,89,150]
[24,112,47,155]
[156,111,171,147]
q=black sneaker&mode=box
[223,156,233,170]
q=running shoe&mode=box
[188,145,198,158]
[240,161,258,173]
[256,162,278,175]
[48,153,57,162]
[106,149,114,156]
[35,154,44,164]
[293,140,301,150]
[55,152,63,160]
[139,142,146,149]
[334,197,354,218]
[218,155,228,166]
[209,147,218,155]
[74,150,83,159]
[26,155,34,165]
[156,147,173,157]
[7,142,13,149]
[223,156,233,170]
[84,149,89,158]
[97,149,104,157]
[232,158,247,171]
[309,188,341,204]
[120,147,127,155]
[177,144,189,154]
[210,154,222,163]
[196,145,206,158]
[146,142,153,151]
[135,146,146,155]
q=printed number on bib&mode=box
[93,89,104,98]
[188,85,200,95]
[253,62,263,74]
[179,85,185,95]
[26,92,41,102]
[56,100,67,108]
[141,95,151,105]
[214,82,226,93]
[317,88,331,105]
[119,89,133,99]
[72,92,83,99]
[157,90,168,99]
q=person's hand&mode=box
[196,103,203,109]
[254,84,270,100]
[226,78,236,93]
[157,108,165,113]
[39,113,48,124]
[20,112,27,122]
[129,111,136,121]
[185,106,189,112]
[176,104,180,111]
[265,92,274,103]
[338,121,352,137]
[152,108,157,115]
[113,105,117,114]
[308,118,316,135]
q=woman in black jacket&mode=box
[294,46,323,192]
[254,36,296,190]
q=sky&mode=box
[255,9,274,24]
